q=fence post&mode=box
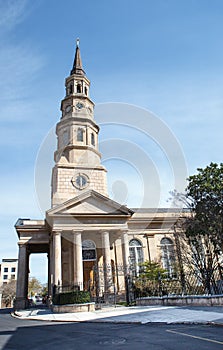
[125,275,130,305]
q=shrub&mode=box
[52,290,90,305]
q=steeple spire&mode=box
[70,38,85,76]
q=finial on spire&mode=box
[70,38,85,76]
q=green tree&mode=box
[173,162,223,294]
[187,162,223,252]
[134,261,168,297]
[139,261,167,280]
[41,284,48,296]
[0,280,16,307]
[28,277,42,297]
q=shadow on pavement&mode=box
[1,316,223,350]
[0,308,13,315]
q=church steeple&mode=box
[51,40,108,207]
[60,39,94,120]
[70,39,85,76]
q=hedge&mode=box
[52,290,90,305]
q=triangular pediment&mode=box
[46,190,134,217]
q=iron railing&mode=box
[52,263,223,306]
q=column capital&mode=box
[18,238,28,246]
[52,230,62,235]
[72,230,82,234]
[100,230,110,236]
[72,230,82,242]
[18,242,27,247]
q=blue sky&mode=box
[1,0,223,282]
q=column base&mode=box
[14,297,29,310]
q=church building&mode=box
[14,41,178,309]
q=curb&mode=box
[11,312,223,326]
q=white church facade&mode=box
[14,42,178,309]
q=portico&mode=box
[46,190,133,293]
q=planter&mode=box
[52,302,95,313]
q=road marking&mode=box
[166,329,223,345]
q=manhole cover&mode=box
[99,338,126,345]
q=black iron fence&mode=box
[52,263,223,307]
[133,272,223,298]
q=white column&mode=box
[73,231,83,290]
[101,231,112,292]
[121,231,129,274]
[68,241,73,283]
[53,231,62,285]
[49,236,54,296]
[72,235,76,285]
[15,243,28,309]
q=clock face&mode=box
[76,102,84,110]
[71,173,89,190]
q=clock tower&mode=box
[51,40,108,207]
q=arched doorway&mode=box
[82,240,96,291]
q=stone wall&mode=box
[136,295,223,306]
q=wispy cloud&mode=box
[0,0,29,33]
[0,172,41,218]
[0,0,46,218]
[0,44,45,101]
[0,0,45,124]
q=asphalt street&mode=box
[0,309,223,350]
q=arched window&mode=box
[82,240,96,261]
[77,83,82,93]
[129,239,143,276]
[91,133,95,146]
[62,130,69,145]
[84,86,88,95]
[77,128,84,142]
[69,84,73,94]
[160,237,175,277]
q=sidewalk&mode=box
[13,305,223,325]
